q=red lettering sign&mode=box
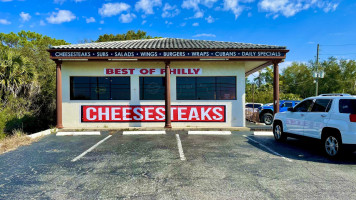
[81,105,225,122]
[104,68,202,75]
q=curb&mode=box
[28,129,54,139]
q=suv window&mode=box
[294,100,313,112]
[283,102,293,108]
[311,99,332,112]
[339,99,356,114]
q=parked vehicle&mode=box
[273,94,356,158]
[258,100,300,125]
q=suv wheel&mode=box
[273,122,286,141]
[323,134,342,158]
[263,113,274,125]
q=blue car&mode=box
[258,100,300,125]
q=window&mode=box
[311,99,332,112]
[176,77,236,100]
[339,99,356,114]
[70,77,130,100]
[283,102,293,108]
[294,99,313,112]
[140,77,165,100]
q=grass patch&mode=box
[0,129,39,154]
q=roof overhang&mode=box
[47,48,288,77]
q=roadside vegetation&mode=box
[0,129,39,154]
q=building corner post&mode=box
[164,60,172,128]
[55,60,63,129]
[273,60,280,115]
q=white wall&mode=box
[61,61,246,128]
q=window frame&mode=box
[176,76,237,100]
[70,76,131,101]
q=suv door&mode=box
[284,99,313,135]
[303,99,332,138]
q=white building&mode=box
[48,38,288,129]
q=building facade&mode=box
[48,38,288,128]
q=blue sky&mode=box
[1,0,356,71]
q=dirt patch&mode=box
[0,133,39,154]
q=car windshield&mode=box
[339,99,356,114]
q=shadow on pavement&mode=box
[246,136,356,165]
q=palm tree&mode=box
[0,48,34,98]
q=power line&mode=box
[320,44,356,47]
[320,53,356,55]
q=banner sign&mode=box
[81,105,226,122]
[104,68,202,75]
[50,51,285,58]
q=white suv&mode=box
[273,94,356,157]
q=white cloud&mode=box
[74,0,86,2]
[162,3,180,18]
[223,0,243,19]
[182,0,200,10]
[180,22,187,26]
[100,20,104,24]
[165,20,173,25]
[182,0,218,10]
[98,27,102,31]
[119,13,136,23]
[54,0,66,4]
[20,12,31,22]
[258,0,339,18]
[40,20,46,26]
[192,22,199,26]
[193,33,216,37]
[205,15,214,23]
[0,19,11,25]
[322,2,338,12]
[0,0,13,2]
[135,0,162,15]
[86,17,95,23]
[142,20,147,24]
[46,10,76,24]
[99,3,130,17]
[194,10,204,18]
[35,12,41,16]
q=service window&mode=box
[311,99,332,112]
[176,76,236,100]
[70,77,130,100]
[140,77,165,100]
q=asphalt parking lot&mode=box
[1,131,356,200]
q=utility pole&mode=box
[315,44,320,96]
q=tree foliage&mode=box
[96,30,160,42]
[247,58,356,104]
[0,31,68,136]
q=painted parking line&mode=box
[253,131,273,136]
[57,132,101,136]
[188,131,231,135]
[71,135,112,162]
[175,134,186,161]
[243,135,293,162]
[123,131,166,135]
